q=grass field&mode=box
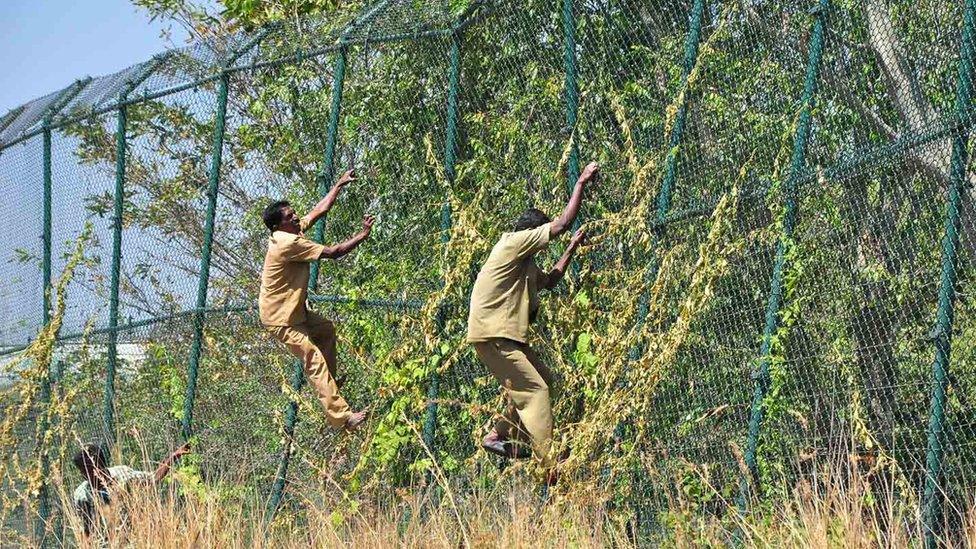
[11,450,972,548]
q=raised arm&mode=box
[152,441,191,483]
[544,228,586,290]
[549,162,599,237]
[320,215,375,259]
[301,169,357,229]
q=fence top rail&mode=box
[0,84,78,145]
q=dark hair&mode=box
[263,200,291,232]
[73,443,109,477]
[513,207,551,232]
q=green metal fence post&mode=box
[616,0,706,532]
[422,31,462,459]
[35,78,89,545]
[922,0,976,545]
[547,0,580,503]
[41,126,51,326]
[266,356,305,519]
[268,46,348,520]
[562,0,580,195]
[308,47,348,285]
[737,0,830,513]
[105,57,164,447]
[181,28,274,441]
[37,115,53,546]
[180,72,230,441]
[657,0,703,224]
[631,0,705,358]
[105,97,127,446]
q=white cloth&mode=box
[73,465,151,506]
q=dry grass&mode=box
[663,457,976,549]
[7,451,976,548]
[47,476,624,548]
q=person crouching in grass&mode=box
[71,441,190,538]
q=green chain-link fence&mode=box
[2,0,976,545]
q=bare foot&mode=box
[344,411,367,432]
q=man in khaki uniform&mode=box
[468,161,599,467]
[260,169,373,431]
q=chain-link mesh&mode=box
[0,138,44,348]
[3,0,976,544]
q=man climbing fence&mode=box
[260,169,374,431]
[467,161,599,478]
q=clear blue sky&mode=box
[0,1,192,113]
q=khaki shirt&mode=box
[259,218,325,326]
[467,223,551,343]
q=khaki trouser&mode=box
[473,338,554,464]
[266,311,351,428]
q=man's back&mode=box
[467,223,550,344]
